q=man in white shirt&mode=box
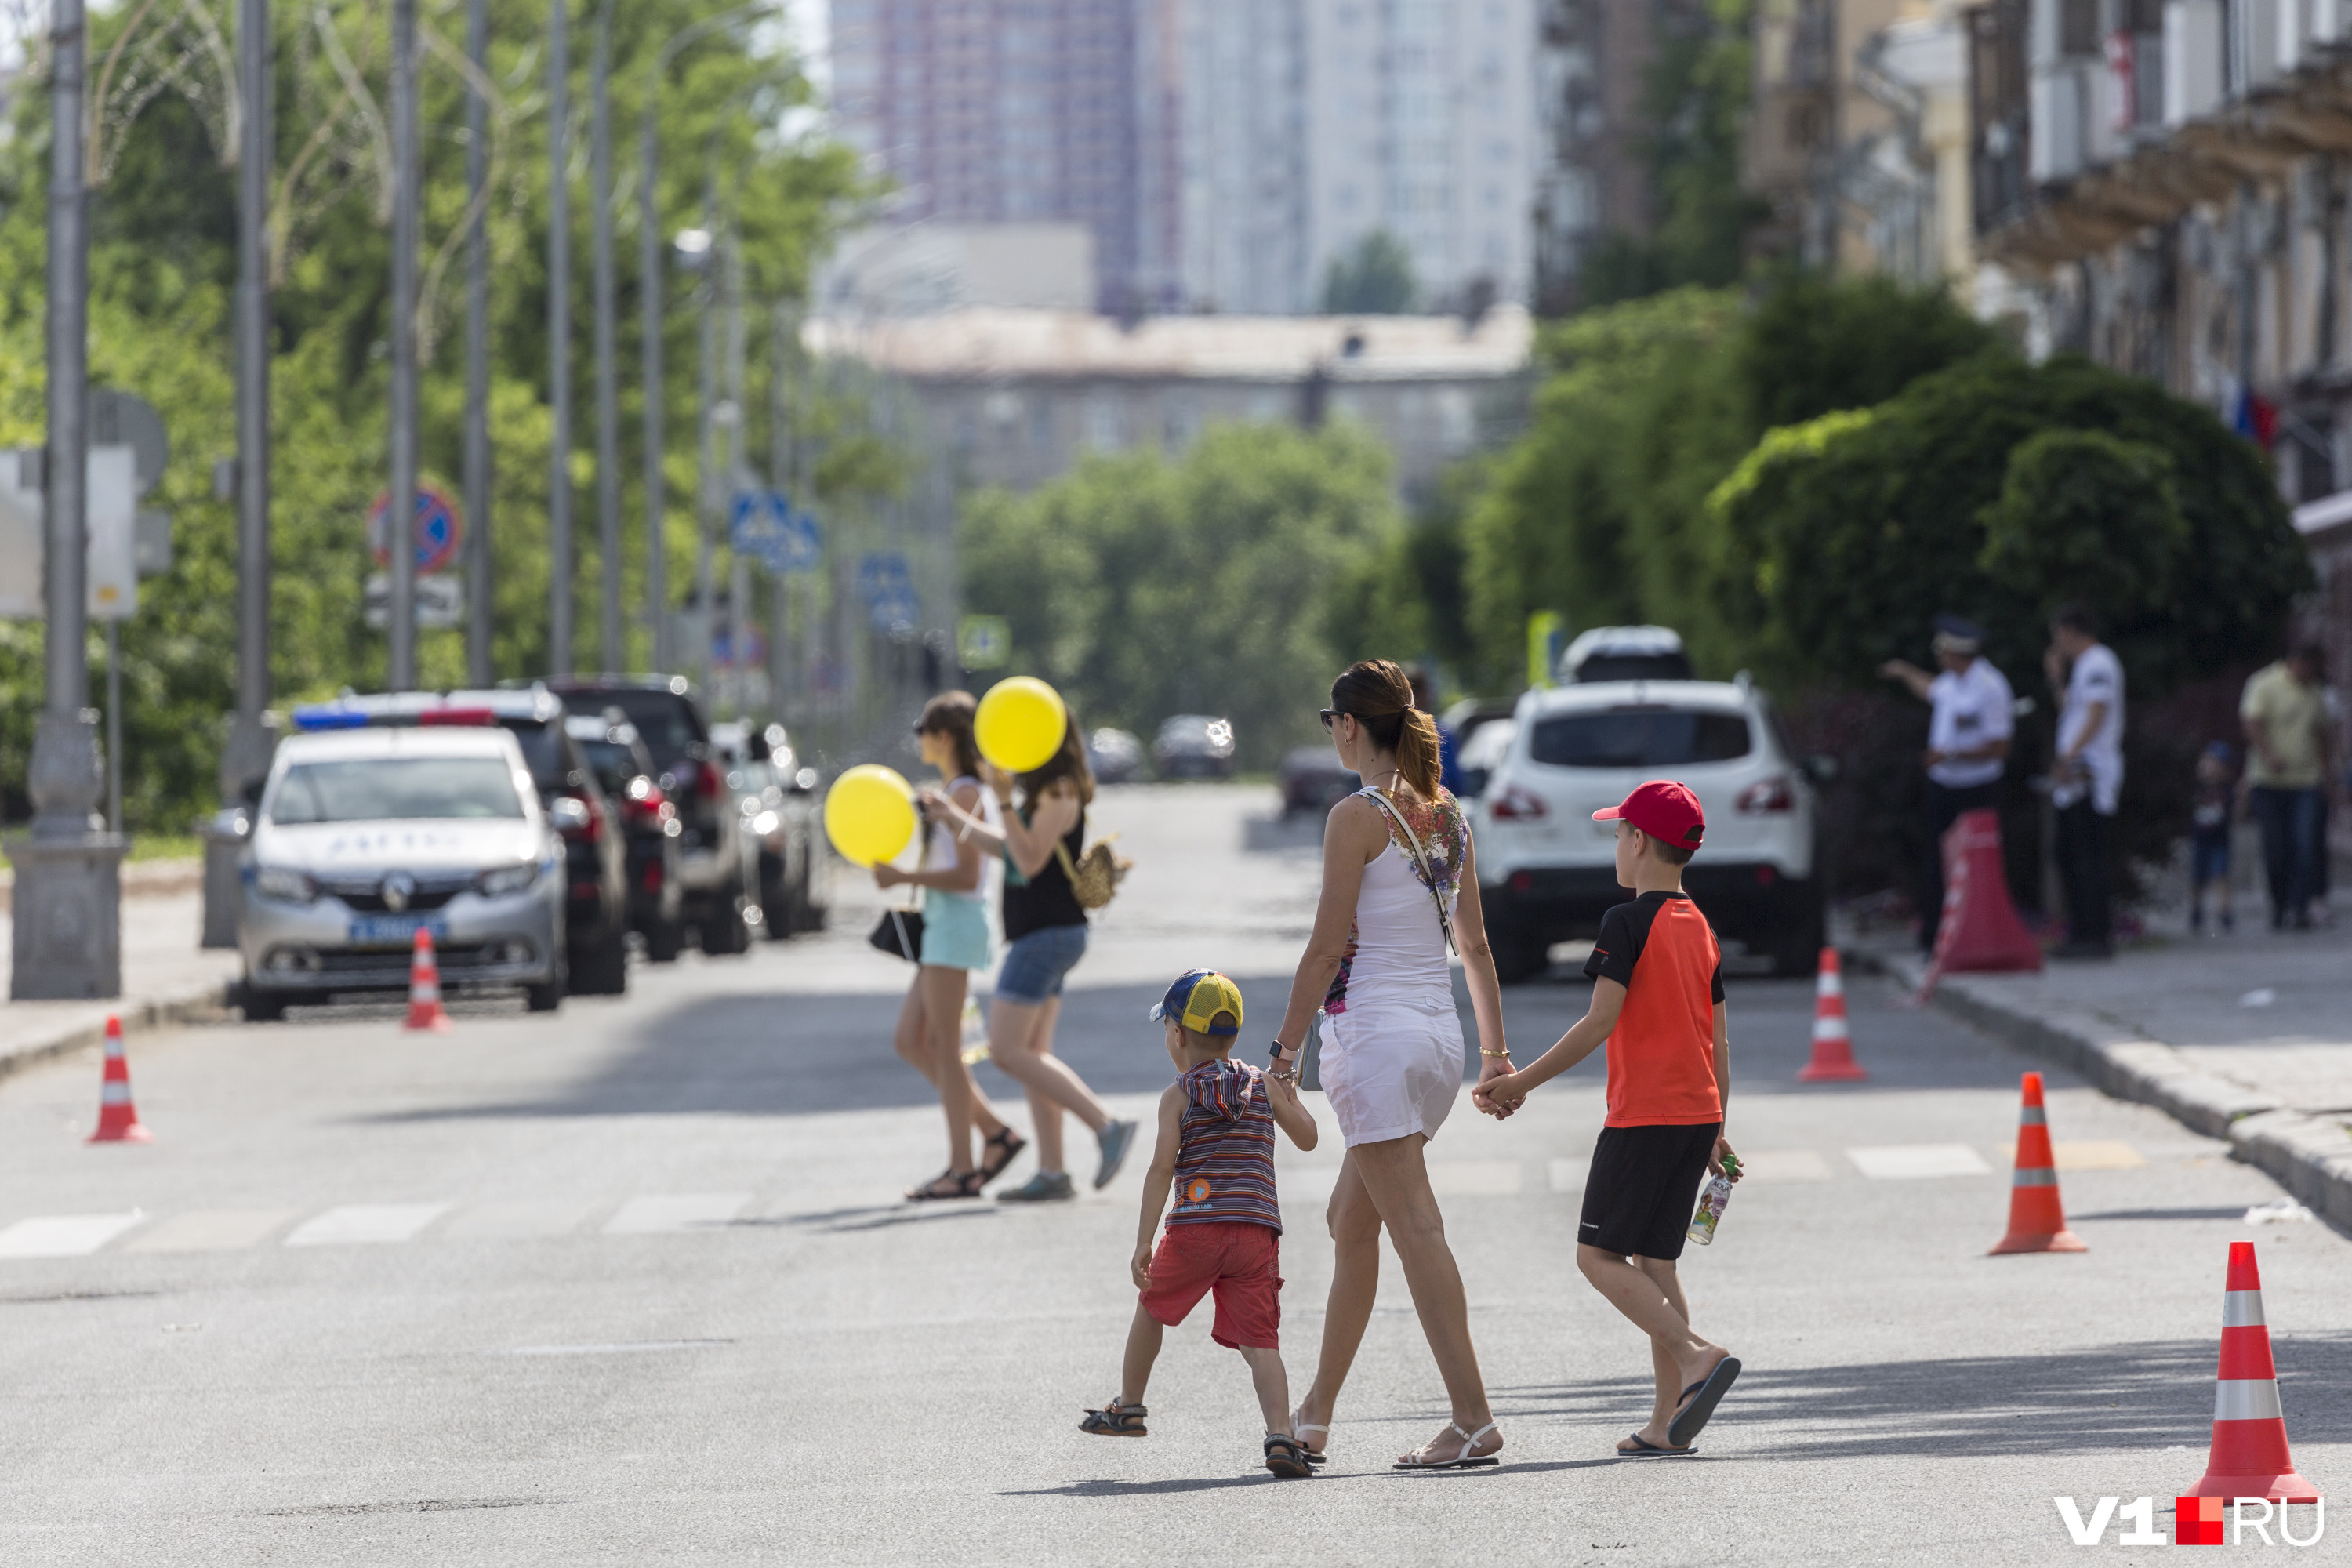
[2049,604,2125,958]
[1882,614,2015,953]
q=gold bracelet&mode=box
[1479,1047,1512,1058]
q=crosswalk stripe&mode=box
[1846,1144,1994,1180]
[601,1193,750,1234]
[283,1203,451,1247]
[1737,1149,1835,1184]
[125,1210,297,1253]
[441,1201,598,1240]
[0,1212,145,1258]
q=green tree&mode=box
[1707,354,2312,696]
[0,0,862,829]
[960,423,1404,768]
[1322,231,1417,314]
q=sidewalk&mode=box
[1853,916,2352,1232]
[0,878,238,1082]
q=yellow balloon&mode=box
[822,764,917,867]
[975,676,1068,773]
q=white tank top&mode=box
[1341,789,1461,1011]
[927,775,1000,906]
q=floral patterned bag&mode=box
[1361,787,1457,956]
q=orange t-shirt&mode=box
[1583,892,1724,1127]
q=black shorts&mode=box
[1577,1122,1722,1261]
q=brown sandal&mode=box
[1079,1397,1147,1437]
[978,1126,1026,1185]
[906,1168,984,1201]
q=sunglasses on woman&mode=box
[1319,709,1342,731]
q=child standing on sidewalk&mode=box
[1482,781,1744,1457]
[2189,741,2237,935]
[1080,969,1321,1477]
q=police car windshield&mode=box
[268,758,526,824]
[1530,710,1751,768]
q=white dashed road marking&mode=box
[283,1203,452,1247]
[1846,1144,1994,1180]
[125,1210,298,1252]
[0,1212,146,1258]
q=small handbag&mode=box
[868,906,924,963]
[1054,829,1131,911]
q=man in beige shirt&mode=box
[2241,645,2332,930]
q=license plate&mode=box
[347,914,448,947]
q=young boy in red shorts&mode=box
[1483,781,1744,1457]
[1080,968,1320,1476]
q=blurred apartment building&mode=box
[825,0,1534,316]
[1965,0,2352,671]
[1746,1,1979,286]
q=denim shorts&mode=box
[995,923,1088,1003]
[919,890,993,971]
[2190,828,2231,886]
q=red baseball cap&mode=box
[1593,780,1706,849]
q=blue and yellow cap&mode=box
[1149,968,1244,1036]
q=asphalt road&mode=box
[0,786,2343,1566]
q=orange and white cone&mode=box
[1987,1071,2085,1254]
[1797,948,1868,1081]
[2190,1240,2322,1504]
[87,1015,151,1143]
[404,927,452,1033]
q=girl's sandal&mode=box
[978,1127,1027,1185]
[1078,1398,1147,1437]
[905,1169,984,1202]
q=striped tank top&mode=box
[1167,1058,1281,1235]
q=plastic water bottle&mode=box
[1686,1156,1740,1246]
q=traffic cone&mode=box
[404,927,452,1033]
[1917,808,2042,1000]
[2190,1240,2321,1504]
[1798,948,1868,1081]
[87,1015,151,1143]
[1988,1072,2085,1254]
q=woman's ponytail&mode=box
[1330,659,1446,800]
[1395,705,1442,800]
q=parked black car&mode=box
[711,720,826,939]
[567,713,688,961]
[1152,714,1236,779]
[543,676,759,955]
[1279,746,1359,817]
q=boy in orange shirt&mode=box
[1482,780,1743,1457]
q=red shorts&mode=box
[1139,1221,1281,1349]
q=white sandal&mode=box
[1291,1407,1329,1468]
[1393,1420,1501,1470]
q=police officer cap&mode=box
[1932,612,1984,650]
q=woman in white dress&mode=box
[1272,659,1515,1470]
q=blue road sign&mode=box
[369,481,463,575]
[732,491,823,575]
[857,551,912,604]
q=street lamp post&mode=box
[636,5,768,677]
[7,0,126,998]
[205,0,276,946]
[546,0,574,675]
[463,0,492,685]
[590,0,622,673]
[387,0,419,691]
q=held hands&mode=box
[1708,1137,1741,1181]
[1130,1243,1154,1292]
[1477,1070,1527,1116]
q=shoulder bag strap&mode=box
[1360,787,1457,955]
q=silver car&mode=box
[238,724,567,1020]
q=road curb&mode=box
[0,982,233,1087]
[1844,947,2352,1232]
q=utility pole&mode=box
[205,0,275,946]
[463,0,492,685]
[591,0,622,672]
[724,221,747,717]
[693,205,718,702]
[387,0,419,690]
[547,0,574,675]
[7,0,125,997]
[639,110,667,671]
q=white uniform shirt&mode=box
[2053,643,2125,815]
[1926,659,2014,790]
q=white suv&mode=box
[1468,673,1826,981]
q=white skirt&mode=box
[1319,1000,1465,1148]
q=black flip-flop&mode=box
[1617,1432,1697,1457]
[1667,1356,1741,1448]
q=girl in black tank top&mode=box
[916,724,1138,1200]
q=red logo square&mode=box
[2176,1496,2226,1546]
